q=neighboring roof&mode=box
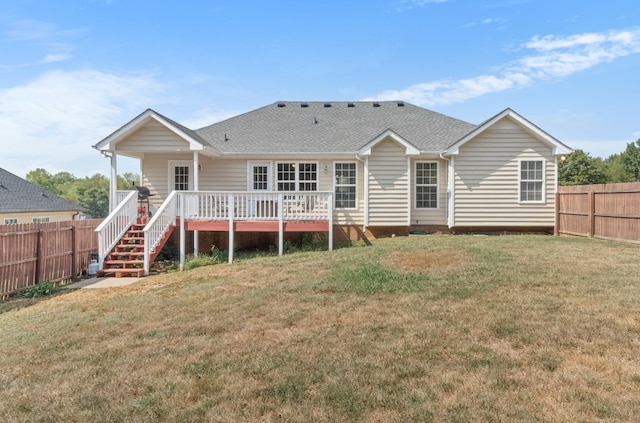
[447,108,573,156]
[93,108,209,151]
[195,101,477,154]
[0,168,85,214]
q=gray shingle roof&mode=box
[195,101,477,154]
[0,168,85,214]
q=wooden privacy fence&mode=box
[0,219,101,297]
[555,182,640,242]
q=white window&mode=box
[32,217,50,223]
[334,162,357,209]
[169,161,194,192]
[520,160,545,203]
[415,162,438,209]
[3,218,18,224]
[276,162,318,191]
[248,161,272,191]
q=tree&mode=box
[558,149,606,186]
[620,139,640,182]
[26,169,139,218]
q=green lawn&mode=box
[1,235,639,422]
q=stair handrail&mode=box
[143,190,178,275]
[95,190,138,269]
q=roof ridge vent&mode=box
[277,102,286,107]
[347,103,355,108]
[397,101,405,107]
[373,102,380,107]
[301,103,309,108]
[323,103,332,108]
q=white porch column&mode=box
[109,153,117,212]
[278,192,284,256]
[180,194,185,271]
[328,193,333,251]
[193,152,199,256]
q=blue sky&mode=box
[1,0,639,178]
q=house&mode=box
[0,167,85,224]
[93,101,572,276]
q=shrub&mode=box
[16,280,61,298]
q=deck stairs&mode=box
[98,217,173,278]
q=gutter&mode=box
[354,153,368,233]
[439,151,455,228]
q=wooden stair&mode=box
[98,217,148,278]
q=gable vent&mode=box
[301,103,309,108]
[373,102,380,107]
[277,103,286,107]
[347,103,355,107]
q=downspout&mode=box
[439,151,455,228]
[355,153,368,233]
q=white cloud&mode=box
[0,69,163,177]
[396,0,449,11]
[365,27,640,106]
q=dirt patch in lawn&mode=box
[384,248,467,272]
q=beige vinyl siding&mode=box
[117,120,192,152]
[0,211,80,224]
[139,155,367,225]
[368,138,409,226]
[453,118,556,226]
[141,153,193,207]
[410,158,448,225]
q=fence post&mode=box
[35,229,42,284]
[588,190,595,238]
[71,225,77,281]
[554,192,560,236]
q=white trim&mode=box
[358,129,420,156]
[333,161,358,210]
[109,153,117,212]
[407,157,412,225]
[414,160,439,210]
[94,109,208,152]
[364,156,369,228]
[518,158,547,204]
[448,156,455,228]
[446,109,573,156]
[168,160,194,192]
[247,161,273,191]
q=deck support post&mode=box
[180,194,185,271]
[278,192,284,256]
[228,193,235,263]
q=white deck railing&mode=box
[95,190,138,269]
[142,190,178,275]
[179,191,332,221]
[115,190,131,206]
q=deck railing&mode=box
[115,190,131,206]
[142,190,178,275]
[179,191,332,221]
[95,190,138,268]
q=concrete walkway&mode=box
[63,276,144,289]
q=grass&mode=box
[1,234,640,422]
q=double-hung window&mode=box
[4,218,18,224]
[519,160,545,203]
[276,162,318,191]
[415,162,438,209]
[32,217,50,223]
[334,162,357,209]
